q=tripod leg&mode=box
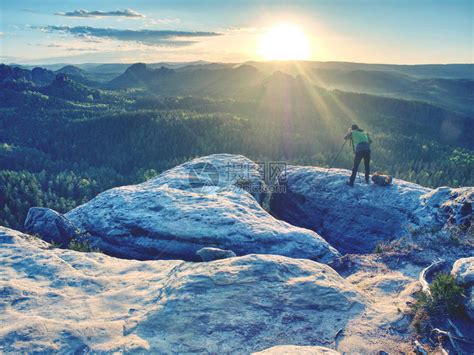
[326,140,347,175]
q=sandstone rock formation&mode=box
[24,207,78,246]
[11,155,473,353]
[253,345,340,354]
[60,154,338,262]
[451,257,474,320]
[0,227,363,353]
[270,166,473,254]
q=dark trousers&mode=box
[350,150,370,184]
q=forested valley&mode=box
[1,62,473,230]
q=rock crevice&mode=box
[26,154,338,262]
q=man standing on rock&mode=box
[344,124,372,187]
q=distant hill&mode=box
[55,65,88,76]
[5,61,472,115]
[54,65,106,87]
[0,64,102,99]
[54,65,114,85]
[40,74,100,101]
[10,63,71,71]
[175,63,236,72]
[0,64,55,86]
[245,61,474,80]
[309,68,474,115]
[105,61,474,115]
[314,62,474,79]
[0,64,33,82]
[313,69,414,93]
[81,63,131,75]
[14,60,474,79]
[107,63,168,89]
[107,63,264,95]
[81,61,212,76]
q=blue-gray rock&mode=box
[451,257,474,320]
[253,345,340,354]
[0,227,364,353]
[65,154,339,262]
[196,247,237,261]
[270,166,473,254]
[24,207,78,246]
[422,187,473,228]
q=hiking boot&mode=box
[346,181,354,187]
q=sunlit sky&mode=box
[0,0,473,64]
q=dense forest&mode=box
[1,62,473,230]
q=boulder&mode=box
[452,257,474,285]
[196,247,236,261]
[269,166,473,254]
[253,345,340,354]
[24,207,78,246]
[0,227,364,353]
[451,257,474,320]
[422,187,473,228]
[64,154,339,262]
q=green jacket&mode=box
[345,129,372,152]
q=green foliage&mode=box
[0,168,124,230]
[412,307,430,334]
[134,168,159,182]
[430,273,465,314]
[410,273,465,333]
[1,77,473,230]
[450,148,474,168]
[68,238,99,253]
[373,244,384,254]
[373,239,408,254]
[40,75,101,102]
[48,241,62,249]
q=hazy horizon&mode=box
[6,60,474,67]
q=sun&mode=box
[259,23,311,61]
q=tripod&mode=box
[326,140,348,175]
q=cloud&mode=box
[55,8,145,19]
[30,43,101,52]
[148,18,181,25]
[41,26,222,47]
[225,26,260,33]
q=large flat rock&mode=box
[63,154,339,262]
[270,166,473,254]
[0,227,363,353]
